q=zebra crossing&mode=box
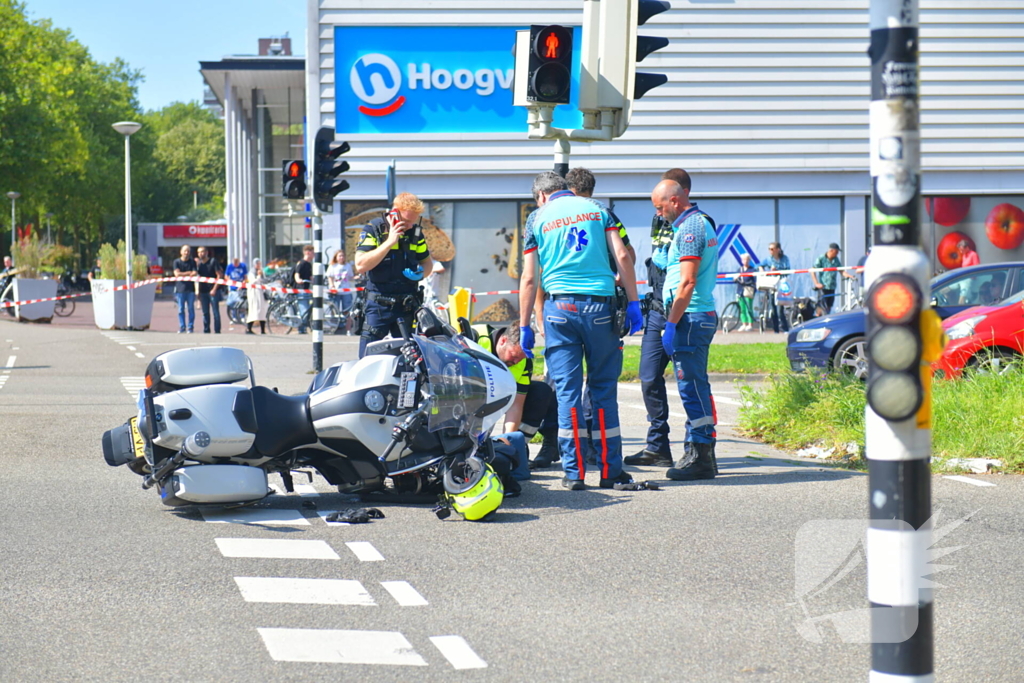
[214,530,486,670]
[120,376,147,397]
[1,354,15,391]
[102,331,146,358]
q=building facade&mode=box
[301,0,1024,311]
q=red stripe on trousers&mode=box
[598,408,609,479]
[571,407,584,477]
[711,395,718,438]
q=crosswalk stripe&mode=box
[381,581,428,606]
[429,636,488,670]
[943,475,997,488]
[200,508,311,525]
[346,541,384,562]
[235,577,376,605]
[215,538,340,559]
[257,628,428,666]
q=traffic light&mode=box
[865,274,924,422]
[527,25,573,104]
[312,126,350,213]
[282,160,306,200]
[630,0,671,100]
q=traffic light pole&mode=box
[553,137,570,178]
[312,209,324,373]
[865,2,941,681]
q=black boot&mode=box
[666,442,716,481]
[624,448,673,467]
[710,441,719,475]
[530,433,559,469]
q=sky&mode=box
[25,0,306,112]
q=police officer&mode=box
[624,168,692,468]
[354,192,433,357]
[653,176,720,481]
[471,324,558,479]
[518,172,643,491]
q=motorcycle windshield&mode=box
[418,337,503,435]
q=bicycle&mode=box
[53,281,76,317]
[226,291,248,325]
[267,292,342,335]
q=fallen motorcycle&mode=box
[102,308,516,510]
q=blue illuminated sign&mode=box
[334,26,582,134]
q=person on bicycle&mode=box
[354,192,433,358]
[734,253,756,332]
[763,242,791,334]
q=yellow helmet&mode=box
[443,456,504,521]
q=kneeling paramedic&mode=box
[652,178,720,480]
[354,192,433,358]
[471,323,559,479]
[517,172,643,491]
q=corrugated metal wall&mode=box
[309,0,1024,190]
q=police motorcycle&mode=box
[101,308,516,518]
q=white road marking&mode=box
[943,475,997,488]
[381,581,428,606]
[294,483,319,497]
[215,538,339,560]
[120,377,147,397]
[5,355,14,368]
[258,628,427,666]
[714,396,743,406]
[126,346,136,351]
[235,577,375,605]
[346,541,384,562]
[201,508,311,525]
[11,347,18,350]
[135,352,145,358]
[429,636,488,670]
[0,376,8,388]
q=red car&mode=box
[934,291,1024,378]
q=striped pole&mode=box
[312,211,324,372]
[866,1,934,682]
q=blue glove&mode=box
[662,322,676,357]
[520,326,535,359]
[626,300,643,335]
[402,266,424,281]
[651,246,670,271]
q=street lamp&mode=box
[112,121,142,329]
[6,191,20,251]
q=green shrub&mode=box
[97,241,148,281]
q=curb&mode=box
[709,373,767,383]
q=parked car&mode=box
[786,262,1024,379]
[934,290,1024,379]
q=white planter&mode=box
[91,279,157,330]
[13,278,58,322]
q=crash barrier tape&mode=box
[468,266,865,298]
[0,275,367,309]
[2,265,865,309]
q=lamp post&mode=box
[6,192,20,252]
[112,121,142,329]
[45,213,53,244]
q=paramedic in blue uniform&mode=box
[354,192,433,358]
[517,172,643,490]
[654,178,721,481]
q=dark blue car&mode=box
[787,262,1024,379]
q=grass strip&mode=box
[738,368,1024,471]
[530,342,787,380]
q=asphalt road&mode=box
[1,319,1021,682]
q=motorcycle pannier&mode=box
[145,347,250,394]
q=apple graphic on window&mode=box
[936,231,975,270]
[924,197,971,227]
[985,203,1024,250]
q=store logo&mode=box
[349,52,514,118]
[351,53,406,117]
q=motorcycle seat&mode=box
[246,386,318,456]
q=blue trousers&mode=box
[174,291,196,332]
[493,432,531,482]
[296,291,312,333]
[670,311,718,444]
[543,297,623,481]
[198,291,221,333]
[359,298,416,357]
[639,308,672,455]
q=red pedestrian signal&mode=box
[282,159,307,200]
[528,25,573,104]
